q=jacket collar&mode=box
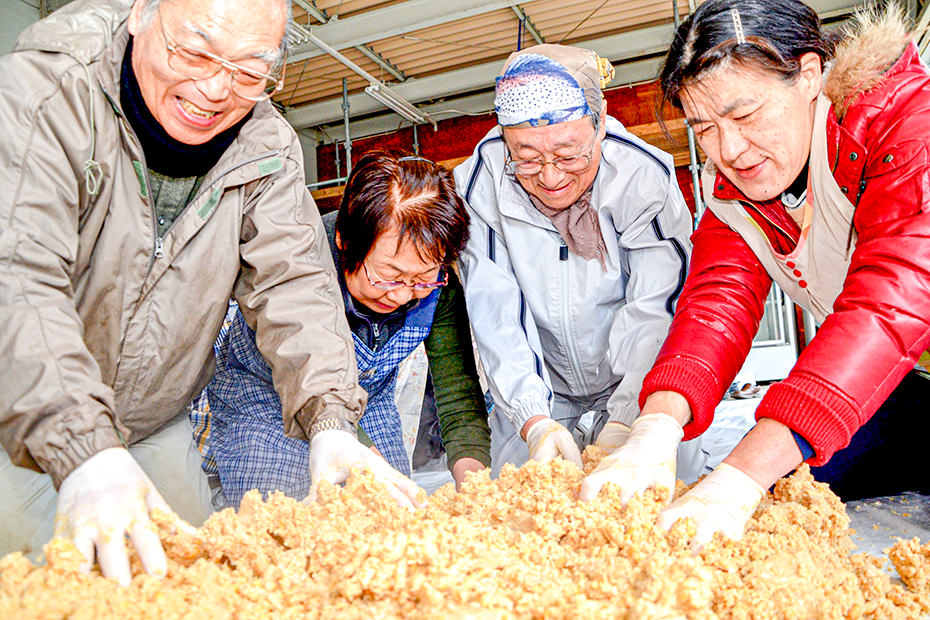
[497,160,601,232]
[823,6,911,119]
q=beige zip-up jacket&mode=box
[0,0,366,487]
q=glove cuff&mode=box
[629,412,685,442]
[713,462,766,499]
[524,417,557,445]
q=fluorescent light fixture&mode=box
[303,29,436,129]
[365,83,436,128]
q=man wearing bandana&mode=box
[454,44,703,477]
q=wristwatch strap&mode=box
[308,417,356,441]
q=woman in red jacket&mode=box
[580,0,930,545]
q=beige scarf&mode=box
[528,188,607,269]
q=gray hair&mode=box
[133,0,294,69]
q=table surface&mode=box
[846,493,930,580]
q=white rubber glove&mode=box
[656,462,765,547]
[55,447,187,586]
[524,417,583,469]
[308,429,425,510]
[593,421,631,452]
[578,413,683,503]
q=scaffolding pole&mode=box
[342,78,352,178]
[673,0,705,229]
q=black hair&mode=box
[659,0,836,119]
[335,149,470,275]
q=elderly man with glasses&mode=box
[0,0,369,585]
[455,45,704,478]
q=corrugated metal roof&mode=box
[281,0,865,134]
[281,0,688,112]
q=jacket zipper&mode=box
[139,166,162,263]
[103,86,283,267]
[100,87,166,266]
[559,240,590,394]
[143,150,283,272]
[740,200,798,245]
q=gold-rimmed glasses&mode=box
[505,132,599,177]
[157,5,285,102]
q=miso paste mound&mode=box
[889,537,930,595]
[2,451,928,619]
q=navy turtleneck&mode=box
[119,37,252,178]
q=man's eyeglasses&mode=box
[363,262,449,291]
[158,6,285,102]
[505,133,599,177]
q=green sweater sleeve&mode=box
[356,424,374,448]
[424,268,491,470]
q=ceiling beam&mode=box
[287,0,520,64]
[284,0,863,131]
[354,45,408,82]
[290,0,407,81]
[511,6,545,46]
[286,0,860,65]
[292,0,327,23]
[285,21,682,130]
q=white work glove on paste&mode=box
[55,447,189,586]
[593,421,632,453]
[657,462,765,547]
[579,412,683,503]
[308,429,425,510]
[525,417,583,469]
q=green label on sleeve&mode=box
[132,161,148,198]
[257,157,284,176]
[197,188,222,220]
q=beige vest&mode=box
[702,94,855,324]
[703,94,930,375]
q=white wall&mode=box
[297,130,318,185]
[2,0,39,55]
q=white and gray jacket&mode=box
[454,116,692,431]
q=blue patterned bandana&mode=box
[495,54,591,127]
[494,44,614,128]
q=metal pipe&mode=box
[673,0,705,228]
[511,6,544,45]
[304,29,436,128]
[686,123,704,227]
[307,176,349,190]
[342,78,352,178]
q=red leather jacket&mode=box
[641,36,930,466]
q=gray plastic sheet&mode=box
[847,493,930,580]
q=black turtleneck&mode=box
[119,37,251,178]
[780,162,810,211]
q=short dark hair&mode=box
[335,150,470,275]
[659,0,835,117]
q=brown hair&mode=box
[335,150,470,274]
